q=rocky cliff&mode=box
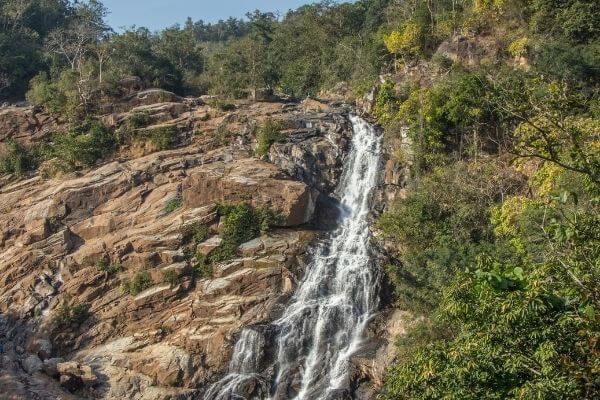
[0,94,361,399]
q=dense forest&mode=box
[1,0,599,398]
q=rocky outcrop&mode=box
[0,98,352,399]
[0,106,56,146]
[182,158,317,226]
[269,100,352,195]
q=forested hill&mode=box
[0,0,388,105]
[1,0,600,399]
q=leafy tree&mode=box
[383,192,600,399]
[378,158,525,312]
[490,72,600,185]
[107,28,183,93]
[0,0,70,99]
[384,22,423,70]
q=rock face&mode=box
[182,158,317,226]
[0,97,353,399]
[269,101,352,195]
[0,106,56,146]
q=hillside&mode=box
[1,0,599,400]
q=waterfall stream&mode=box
[205,115,382,400]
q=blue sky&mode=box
[102,0,318,31]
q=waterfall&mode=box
[205,115,382,400]
[203,329,269,400]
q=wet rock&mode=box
[269,116,351,195]
[22,354,43,374]
[324,388,352,400]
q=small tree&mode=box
[384,22,422,72]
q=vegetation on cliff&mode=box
[1,0,599,398]
[372,0,600,399]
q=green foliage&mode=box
[378,159,524,312]
[384,22,423,59]
[376,70,495,171]
[383,195,600,399]
[206,99,236,112]
[181,222,210,245]
[161,269,179,286]
[165,196,182,213]
[108,28,184,93]
[53,300,89,328]
[192,254,213,279]
[125,271,153,295]
[0,0,69,99]
[255,119,284,157]
[27,71,83,120]
[96,258,122,275]
[42,119,115,173]
[529,0,600,44]
[126,111,152,129]
[373,80,400,125]
[145,125,177,150]
[0,140,36,176]
[209,203,277,263]
[491,71,600,185]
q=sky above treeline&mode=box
[102,0,318,31]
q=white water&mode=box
[203,329,269,400]
[205,115,382,400]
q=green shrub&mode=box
[181,222,209,244]
[42,119,115,172]
[146,126,177,150]
[165,196,182,213]
[0,140,36,176]
[255,119,284,157]
[162,269,179,286]
[26,71,81,120]
[127,111,152,128]
[209,203,277,264]
[96,259,122,275]
[53,300,89,327]
[382,196,600,400]
[192,254,213,279]
[377,159,524,312]
[212,124,236,146]
[373,80,400,125]
[125,271,153,295]
[378,70,494,171]
[207,99,236,112]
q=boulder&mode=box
[57,361,98,390]
[197,236,223,256]
[119,75,144,95]
[43,357,64,377]
[129,344,193,387]
[238,237,264,256]
[183,158,317,226]
[26,338,53,360]
[22,354,43,374]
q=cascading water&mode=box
[203,329,269,400]
[205,115,382,400]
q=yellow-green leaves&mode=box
[384,22,422,57]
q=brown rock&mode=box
[182,158,317,226]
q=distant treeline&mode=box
[0,0,391,116]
